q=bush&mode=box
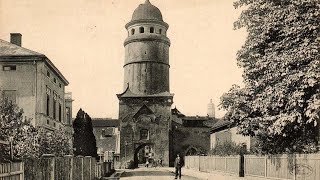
[209,141,246,156]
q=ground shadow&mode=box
[121,169,172,177]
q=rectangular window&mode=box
[3,65,16,71]
[53,93,57,120]
[53,78,56,83]
[46,87,51,116]
[47,71,50,77]
[46,95,50,116]
[59,103,62,122]
[66,107,71,124]
[140,129,149,140]
[3,90,17,103]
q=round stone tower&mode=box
[123,0,170,95]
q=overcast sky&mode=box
[0,0,247,119]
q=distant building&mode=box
[0,33,73,132]
[207,99,215,118]
[171,107,218,157]
[92,118,120,162]
[210,120,255,151]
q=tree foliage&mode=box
[73,108,97,158]
[220,0,320,154]
[0,99,72,161]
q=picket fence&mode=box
[0,154,114,180]
[244,154,320,180]
[0,162,24,180]
[184,155,241,175]
[185,154,320,180]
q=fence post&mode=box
[84,156,92,179]
[198,155,201,171]
[264,155,268,177]
[42,154,55,180]
[20,161,24,180]
[293,154,296,180]
[225,157,227,172]
[64,155,73,180]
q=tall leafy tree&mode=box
[73,109,97,158]
[220,0,320,154]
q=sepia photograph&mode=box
[0,0,319,179]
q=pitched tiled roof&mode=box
[210,120,233,133]
[92,118,119,127]
[182,116,214,121]
[0,39,44,57]
[0,39,69,85]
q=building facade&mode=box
[92,118,120,162]
[210,120,255,151]
[117,0,173,167]
[171,107,217,158]
[0,33,73,131]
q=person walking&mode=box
[145,158,149,168]
[174,154,183,179]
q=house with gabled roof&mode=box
[92,118,120,162]
[209,119,256,151]
[0,33,73,132]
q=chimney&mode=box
[10,33,22,46]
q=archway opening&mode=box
[185,147,198,156]
[134,143,154,168]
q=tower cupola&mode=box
[131,0,163,21]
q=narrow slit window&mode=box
[131,29,135,35]
[139,27,144,33]
[150,27,154,33]
[159,29,162,34]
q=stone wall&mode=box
[119,97,172,166]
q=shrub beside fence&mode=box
[185,155,241,176]
[0,161,24,180]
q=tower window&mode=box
[139,27,144,33]
[150,27,154,33]
[159,29,162,34]
[140,129,149,140]
[131,29,135,35]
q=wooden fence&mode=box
[244,154,320,180]
[0,154,115,180]
[184,155,241,175]
[0,162,24,180]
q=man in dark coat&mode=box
[174,154,183,179]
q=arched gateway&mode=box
[117,0,173,167]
